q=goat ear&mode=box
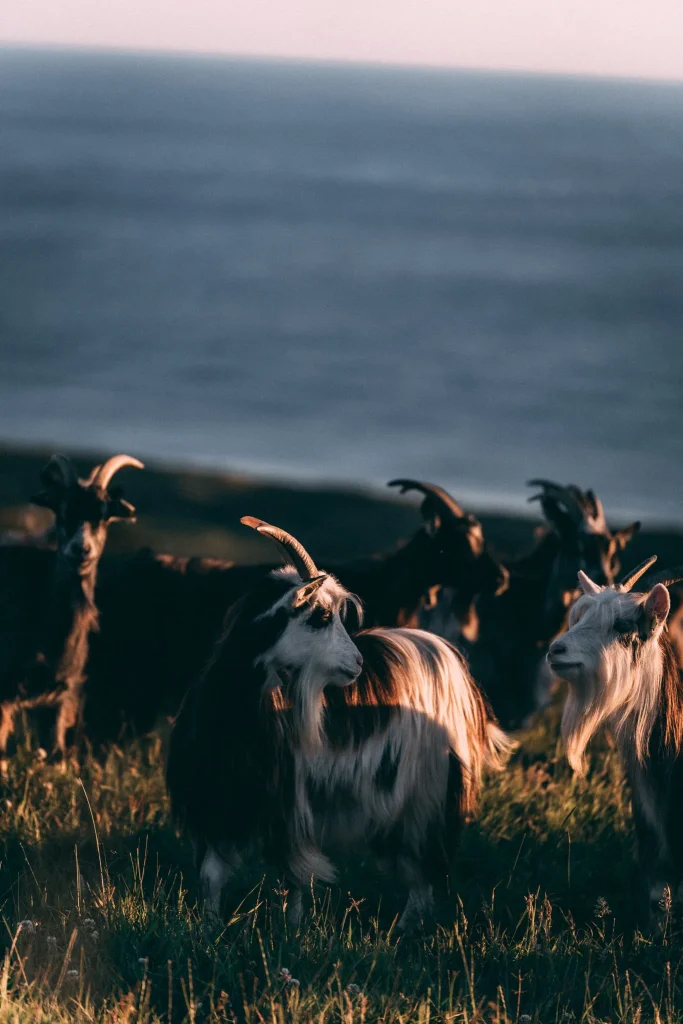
[641,583,671,637]
[614,521,640,550]
[577,570,601,596]
[106,498,137,522]
[292,575,327,607]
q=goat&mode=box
[81,479,508,748]
[0,453,142,768]
[167,518,512,933]
[547,557,683,921]
[446,480,639,729]
[334,480,509,629]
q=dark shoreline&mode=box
[2,442,682,569]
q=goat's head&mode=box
[547,558,683,773]
[240,516,363,702]
[388,480,509,598]
[528,479,638,592]
[31,453,143,574]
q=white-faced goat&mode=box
[0,453,142,768]
[547,557,683,920]
[454,480,639,728]
[167,518,513,932]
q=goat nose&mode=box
[550,641,567,657]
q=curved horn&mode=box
[578,570,602,596]
[619,555,658,593]
[585,489,607,531]
[527,479,585,525]
[241,517,319,580]
[93,454,144,492]
[646,566,683,590]
[42,454,78,489]
[82,464,102,487]
[387,479,466,520]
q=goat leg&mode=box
[0,701,16,779]
[198,845,241,926]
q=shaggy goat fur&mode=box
[449,481,639,729]
[548,567,683,919]
[167,563,512,932]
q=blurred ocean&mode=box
[0,48,682,523]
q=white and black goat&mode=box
[547,557,683,920]
[443,480,640,729]
[0,453,142,768]
[167,518,512,932]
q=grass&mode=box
[0,709,680,1024]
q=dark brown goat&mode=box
[442,480,640,728]
[81,480,509,747]
[0,453,141,768]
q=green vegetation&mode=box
[0,709,679,1024]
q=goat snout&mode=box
[547,639,581,674]
[340,650,364,682]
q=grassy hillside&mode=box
[2,444,683,1022]
[0,710,680,1024]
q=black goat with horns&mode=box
[434,478,640,728]
[81,478,509,747]
[0,453,142,769]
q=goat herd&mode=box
[1,453,682,931]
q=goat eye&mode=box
[614,618,634,635]
[307,608,332,630]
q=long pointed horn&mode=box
[619,555,658,592]
[578,570,602,596]
[241,517,319,580]
[93,454,144,492]
[387,479,466,520]
[647,566,683,589]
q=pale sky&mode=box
[1,0,682,81]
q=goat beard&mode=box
[290,664,326,753]
[265,665,326,753]
[561,644,663,776]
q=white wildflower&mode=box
[279,968,292,982]
[18,920,35,935]
[35,748,48,761]
[66,969,79,981]
[138,957,148,966]
[519,1016,532,1023]
[346,983,361,997]
[47,935,58,947]
[83,918,96,929]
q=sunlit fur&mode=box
[456,484,638,730]
[0,456,138,768]
[550,587,678,776]
[549,577,683,920]
[168,567,513,932]
[257,567,364,752]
